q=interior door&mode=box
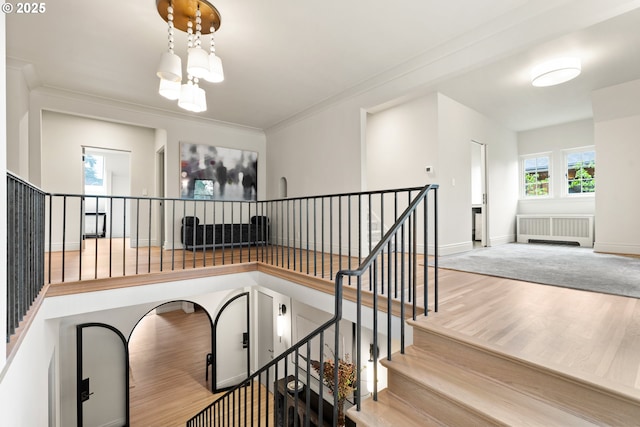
[213,292,250,392]
[76,323,129,427]
[257,292,274,383]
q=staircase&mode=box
[349,317,640,426]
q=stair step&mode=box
[347,389,445,427]
[408,319,640,425]
[382,346,601,426]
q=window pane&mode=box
[566,150,595,195]
[523,155,550,197]
[524,158,537,172]
[84,155,104,186]
[536,157,549,169]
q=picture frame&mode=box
[180,142,258,201]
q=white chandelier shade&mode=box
[205,53,224,83]
[156,0,222,113]
[157,52,182,82]
[187,47,211,79]
[158,78,181,100]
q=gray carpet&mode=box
[435,243,640,298]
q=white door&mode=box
[77,324,128,427]
[214,293,250,391]
[257,292,274,368]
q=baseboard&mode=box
[594,241,640,256]
[489,234,515,246]
[438,241,473,256]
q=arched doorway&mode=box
[128,301,214,425]
[212,292,251,393]
[76,323,129,427]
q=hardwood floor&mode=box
[129,307,217,426]
[428,267,640,394]
[128,307,273,426]
[43,239,640,422]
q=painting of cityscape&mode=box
[180,142,258,201]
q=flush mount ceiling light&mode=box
[156,0,224,113]
[531,57,581,87]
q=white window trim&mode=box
[562,146,595,198]
[520,152,552,200]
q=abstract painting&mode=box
[180,142,258,201]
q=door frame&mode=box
[212,292,251,393]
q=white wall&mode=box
[517,119,595,215]
[592,79,640,255]
[364,92,518,254]
[366,94,438,191]
[42,111,155,249]
[265,103,363,199]
[437,94,519,251]
[6,60,30,178]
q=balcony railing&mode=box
[6,173,46,341]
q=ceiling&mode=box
[6,1,640,132]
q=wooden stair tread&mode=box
[347,389,444,427]
[406,318,640,425]
[382,346,601,426]
[408,318,640,402]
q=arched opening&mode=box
[279,176,288,198]
[128,301,215,426]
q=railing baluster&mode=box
[123,198,127,277]
[109,197,114,277]
[135,198,140,275]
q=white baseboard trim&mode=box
[594,241,640,256]
[489,234,515,247]
[438,241,473,256]
[47,242,81,252]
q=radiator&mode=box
[516,214,594,247]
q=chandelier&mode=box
[156,0,224,113]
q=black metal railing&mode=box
[186,183,438,426]
[41,186,428,284]
[6,173,46,341]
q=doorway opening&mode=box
[82,147,131,242]
[128,301,214,426]
[470,141,488,248]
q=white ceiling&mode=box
[6,1,640,131]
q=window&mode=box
[566,149,595,195]
[84,154,105,187]
[523,155,550,197]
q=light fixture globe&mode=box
[187,47,211,79]
[178,82,198,111]
[531,57,581,87]
[204,54,224,83]
[156,51,182,82]
[159,78,181,100]
[193,86,207,112]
